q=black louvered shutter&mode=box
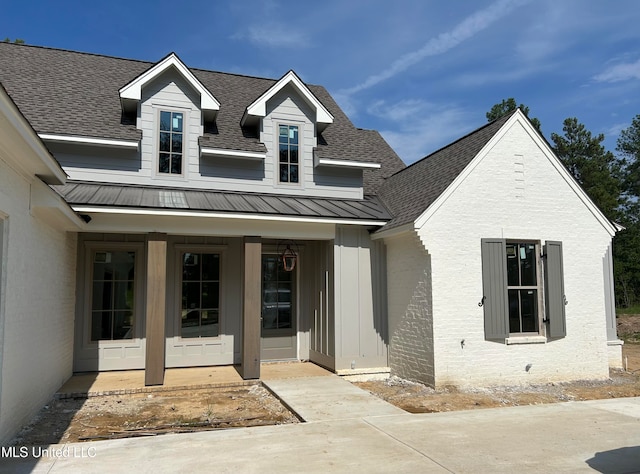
[481,239,509,341]
[544,241,566,338]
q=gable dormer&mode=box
[241,70,333,133]
[119,53,220,122]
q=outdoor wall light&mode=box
[278,240,299,272]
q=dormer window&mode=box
[279,124,299,183]
[159,111,183,174]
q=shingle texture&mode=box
[54,181,391,221]
[377,112,513,231]
[0,43,405,196]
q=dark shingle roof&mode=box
[0,43,405,196]
[54,181,392,222]
[376,112,514,232]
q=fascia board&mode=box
[244,71,333,124]
[72,206,387,227]
[512,110,618,237]
[200,147,266,160]
[412,115,511,230]
[0,90,66,184]
[413,110,618,237]
[315,157,381,169]
[370,222,414,240]
[39,134,139,150]
[119,53,220,112]
[30,179,85,229]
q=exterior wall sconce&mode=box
[278,240,299,272]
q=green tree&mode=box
[551,117,621,219]
[486,98,542,133]
[615,115,640,307]
[3,38,25,44]
[617,115,640,200]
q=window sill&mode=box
[505,336,547,345]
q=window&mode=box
[481,239,566,341]
[181,252,220,338]
[278,124,299,183]
[507,242,540,333]
[159,110,183,174]
[90,251,136,341]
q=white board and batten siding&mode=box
[409,117,614,387]
[331,225,388,372]
[55,74,363,200]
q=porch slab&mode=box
[261,361,333,380]
[57,362,332,397]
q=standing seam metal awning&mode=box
[52,182,392,223]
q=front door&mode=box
[261,254,296,360]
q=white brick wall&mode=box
[419,117,610,386]
[412,118,612,387]
[386,232,435,386]
[0,158,77,444]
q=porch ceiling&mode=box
[52,181,392,222]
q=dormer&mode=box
[241,70,333,133]
[119,53,220,122]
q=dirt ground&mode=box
[12,316,640,446]
[355,352,640,414]
[12,385,298,445]
[356,316,640,414]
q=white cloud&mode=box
[367,99,432,122]
[594,59,640,83]
[376,105,474,164]
[232,23,309,48]
[603,122,628,138]
[339,0,531,96]
[332,92,358,119]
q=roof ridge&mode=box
[0,41,153,66]
[0,42,287,83]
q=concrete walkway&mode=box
[262,375,406,421]
[3,385,640,473]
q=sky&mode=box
[2,0,640,164]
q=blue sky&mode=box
[2,0,640,164]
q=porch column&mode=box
[241,236,262,379]
[145,233,167,386]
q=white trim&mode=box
[315,157,381,169]
[200,147,266,160]
[172,245,226,342]
[72,206,387,227]
[370,222,414,240]
[39,134,139,150]
[275,122,303,188]
[119,53,220,118]
[154,107,187,179]
[243,70,333,126]
[413,110,618,237]
[0,89,66,184]
[505,336,547,345]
